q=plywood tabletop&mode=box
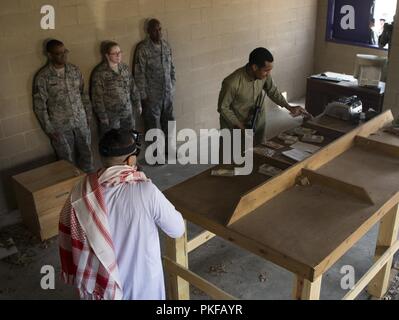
[165,155,273,225]
[367,130,399,147]
[167,145,399,279]
[164,113,399,280]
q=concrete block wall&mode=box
[0,0,318,214]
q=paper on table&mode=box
[291,142,320,154]
[325,72,356,82]
[282,149,311,162]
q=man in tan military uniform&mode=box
[218,47,309,145]
[33,39,94,173]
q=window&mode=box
[326,0,396,50]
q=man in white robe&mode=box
[59,129,185,300]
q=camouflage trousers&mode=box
[51,126,94,173]
[99,114,135,136]
[143,98,174,135]
[143,97,175,158]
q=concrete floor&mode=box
[1,101,398,300]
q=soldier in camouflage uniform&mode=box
[91,41,141,135]
[134,19,176,142]
[33,39,94,173]
[218,47,310,145]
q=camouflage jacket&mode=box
[91,62,141,123]
[134,38,176,102]
[33,63,91,134]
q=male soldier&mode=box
[134,19,176,151]
[91,41,141,134]
[33,39,94,173]
[218,47,310,146]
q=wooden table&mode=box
[306,77,385,117]
[163,111,399,300]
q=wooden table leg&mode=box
[368,204,399,298]
[165,221,190,300]
[293,275,323,300]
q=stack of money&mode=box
[278,133,299,145]
[258,164,282,177]
[301,134,324,144]
[211,169,235,177]
[262,141,285,150]
[253,147,276,157]
[292,127,317,136]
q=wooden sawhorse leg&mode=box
[368,204,399,298]
[293,275,323,300]
[165,221,190,300]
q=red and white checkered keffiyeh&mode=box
[59,165,149,300]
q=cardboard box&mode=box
[12,161,85,241]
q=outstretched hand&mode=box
[287,105,313,119]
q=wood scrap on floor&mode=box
[191,287,206,297]
[258,272,268,283]
[0,223,54,267]
[0,238,18,260]
[207,264,227,276]
[383,273,399,300]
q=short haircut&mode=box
[147,18,161,32]
[46,39,64,53]
[249,47,274,68]
[101,41,119,56]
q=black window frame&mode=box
[325,0,389,51]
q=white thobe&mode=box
[104,181,185,300]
